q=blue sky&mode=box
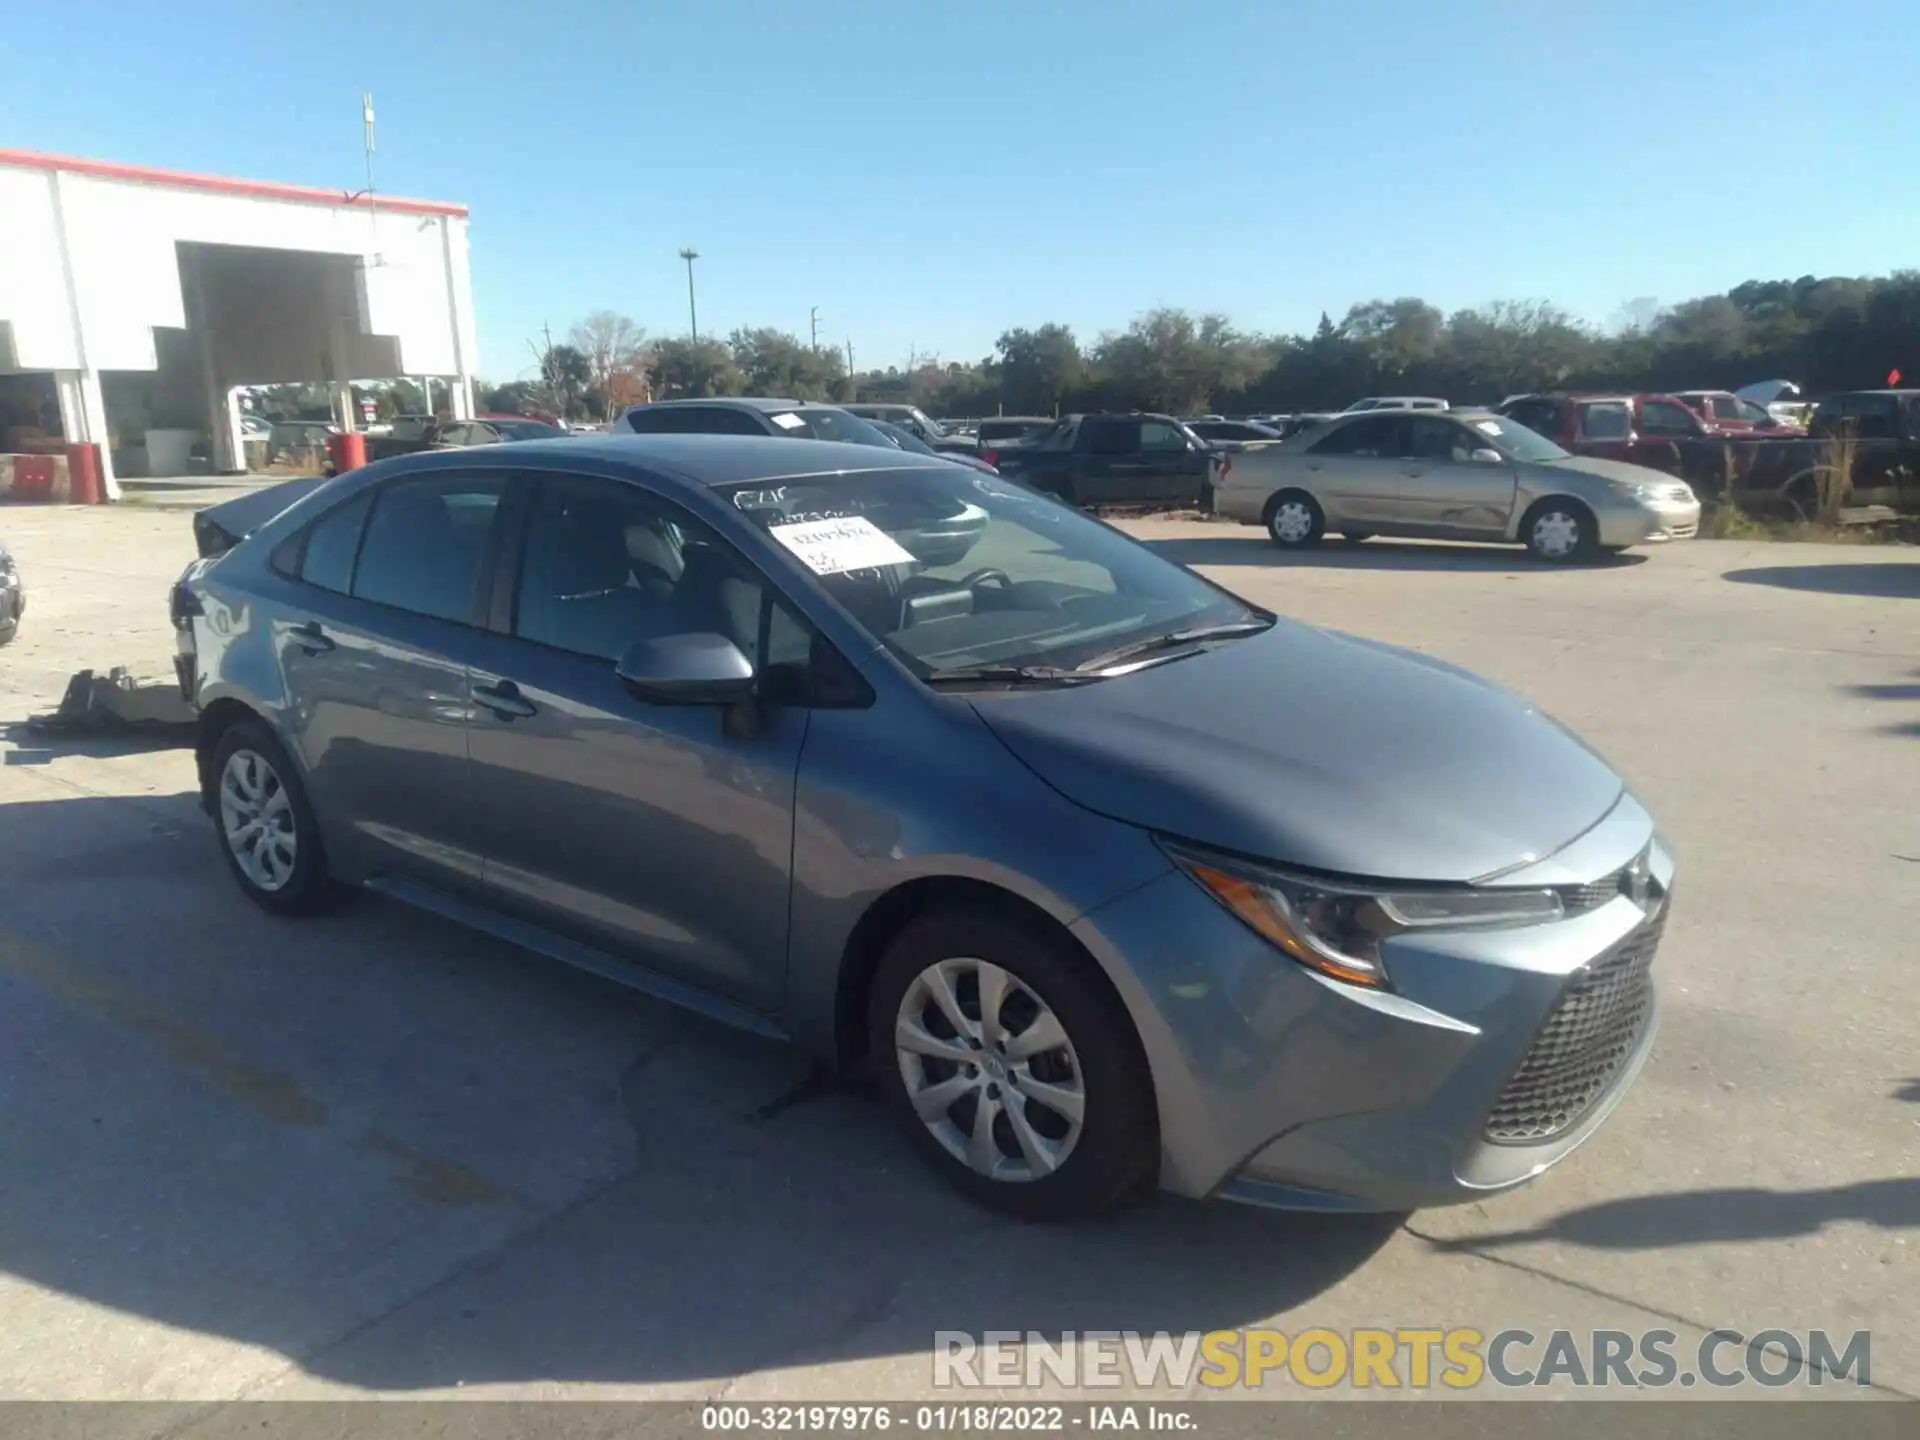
[3,0,1912,382]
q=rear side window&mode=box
[1139,420,1187,452]
[1308,415,1400,456]
[1578,402,1632,441]
[1084,420,1141,456]
[299,492,374,594]
[352,475,507,624]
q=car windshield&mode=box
[770,408,894,447]
[872,420,936,456]
[723,466,1266,677]
[909,408,948,439]
[1466,415,1572,462]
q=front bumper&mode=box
[1070,795,1672,1211]
[1596,496,1701,547]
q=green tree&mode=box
[727,328,846,400]
[650,337,742,398]
[994,324,1083,415]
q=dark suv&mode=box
[618,398,893,447]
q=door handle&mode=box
[290,621,334,655]
[472,679,537,720]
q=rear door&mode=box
[1395,415,1518,535]
[1297,413,1406,525]
[271,469,510,891]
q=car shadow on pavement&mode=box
[1421,1179,1920,1253]
[1842,672,1920,741]
[1894,1079,1920,1102]
[0,719,194,766]
[0,788,1400,1395]
[1723,562,1920,598]
[1141,536,1646,573]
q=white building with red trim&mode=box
[0,147,478,497]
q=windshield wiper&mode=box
[1075,619,1273,674]
[924,664,1106,688]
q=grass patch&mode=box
[1696,503,1906,545]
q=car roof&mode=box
[458,433,952,488]
[1822,388,1920,399]
[627,396,828,412]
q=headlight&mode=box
[1627,483,1662,502]
[1163,841,1564,989]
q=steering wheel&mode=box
[958,568,1013,591]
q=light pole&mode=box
[678,247,700,341]
[810,306,821,351]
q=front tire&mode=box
[209,718,339,916]
[869,909,1158,1221]
[1265,490,1325,548]
[1522,498,1599,564]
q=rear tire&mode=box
[208,718,340,916]
[868,909,1158,1222]
[1264,490,1325,548]
[1521,498,1599,564]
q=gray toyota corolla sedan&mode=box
[170,436,1673,1221]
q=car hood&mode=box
[1539,454,1678,488]
[971,622,1624,883]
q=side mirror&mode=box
[1470,448,1505,464]
[615,633,756,706]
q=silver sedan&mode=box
[1214,410,1701,562]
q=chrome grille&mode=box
[1483,909,1664,1144]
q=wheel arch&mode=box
[831,874,1146,1081]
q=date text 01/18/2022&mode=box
[699,1404,1198,1432]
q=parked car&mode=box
[1670,391,1805,436]
[1746,389,1920,515]
[866,419,1000,476]
[619,397,896,448]
[1214,408,1699,562]
[169,433,1673,1220]
[0,539,23,644]
[987,412,1219,508]
[480,409,565,430]
[1343,396,1450,413]
[355,416,567,470]
[973,416,1057,456]
[1187,419,1285,451]
[843,404,980,455]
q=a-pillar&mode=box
[450,374,475,420]
[54,369,119,501]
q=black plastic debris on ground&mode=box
[25,667,197,738]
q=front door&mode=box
[1137,418,1207,507]
[1395,415,1519,536]
[463,470,809,1010]
[274,471,509,890]
[1074,418,1149,505]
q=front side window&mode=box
[352,474,506,624]
[768,409,894,447]
[725,467,1265,678]
[1639,400,1698,437]
[1709,396,1743,420]
[515,474,805,674]
[1401,415,1479,462]
[1139,420,1188,453]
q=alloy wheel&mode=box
[894,957,1086,1183]
[219,749,298,892]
